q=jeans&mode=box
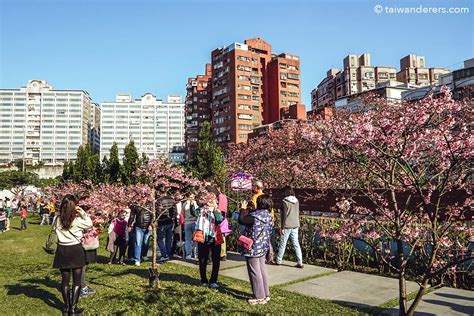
[157,223,174,258]
[184,223,196,257]
[276,227,303,264]
[21,217,27,230]
[134,227,151,263]
[198,242,221,284]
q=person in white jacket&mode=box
[52,194,92,316]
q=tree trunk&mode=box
[397,239,407,316]
[407,279,428,316]
[149,190,160,289]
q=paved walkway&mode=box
[284,270,418,308]
[169,252,473,315]
[220,260,336,286]
[384,287,474,316]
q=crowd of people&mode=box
[0,196,55,232]
[2,180,304,313]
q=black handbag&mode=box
[43,217,58,255]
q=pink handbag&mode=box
[237,235,254,250]
[81,228,100,251]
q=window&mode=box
[237,65,252,72]
[237,55,252,63]
[288,65,298,71]
[238,94,251,100]
[239,134,248,139]
[288,73,299,80]
[238,84,251,91]
[287,83,299,89]
[238,104,251,110]
[238,124,253,130]
[238,113,252,120]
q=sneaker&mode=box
[80,286,95,297]
[200,283,208,287]
[248,298,266,305]
[265,296,271,302]
[185,255,192,260]
[271,261,281,266]
[220,256,227,261]
[135,261,141,266]
[296,263,304,269]
[83,286,96,294]
[157,256,170,263]
[209,283,219,289]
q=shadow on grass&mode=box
[5,275,62,309]
[332,300,383,315]
[89,264,252,301]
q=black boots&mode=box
[60,285,70,316]
[70,285,83,316]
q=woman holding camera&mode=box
[238,194,273,305]
[53,194,92,316]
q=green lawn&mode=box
[0,215,369,315]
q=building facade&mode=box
[267,53,301,123]
[186,37,301,149]
[0,80,91,166]
[402,59,474,102]
[100,93,184,161]
[311,54,448,111]
[185,64,212,160]
[397,54,449,86]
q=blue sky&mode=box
[1,0,472,108]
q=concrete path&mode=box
[384,287,474,316]
[170,253,472,315]
[170,252,247,271]
[284,271,419,309]
[219,260,336,286]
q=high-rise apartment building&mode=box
[311,54,447,111]
[185,64,212,159]
[211,38,271,144]
[186,37,301,149]
[267,53,301,123]
[0,80,91,166]
[100,93,184,161]
[397,54,449,86]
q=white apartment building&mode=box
[0,80,91,166]
[100,93,185,160]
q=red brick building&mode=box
[185,64,212,159]
[267,53,301,123]
[186,37,302,155]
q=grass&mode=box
[0,215,369,315]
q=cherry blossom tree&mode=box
[47,159,210,288]
[228,88,473,315]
